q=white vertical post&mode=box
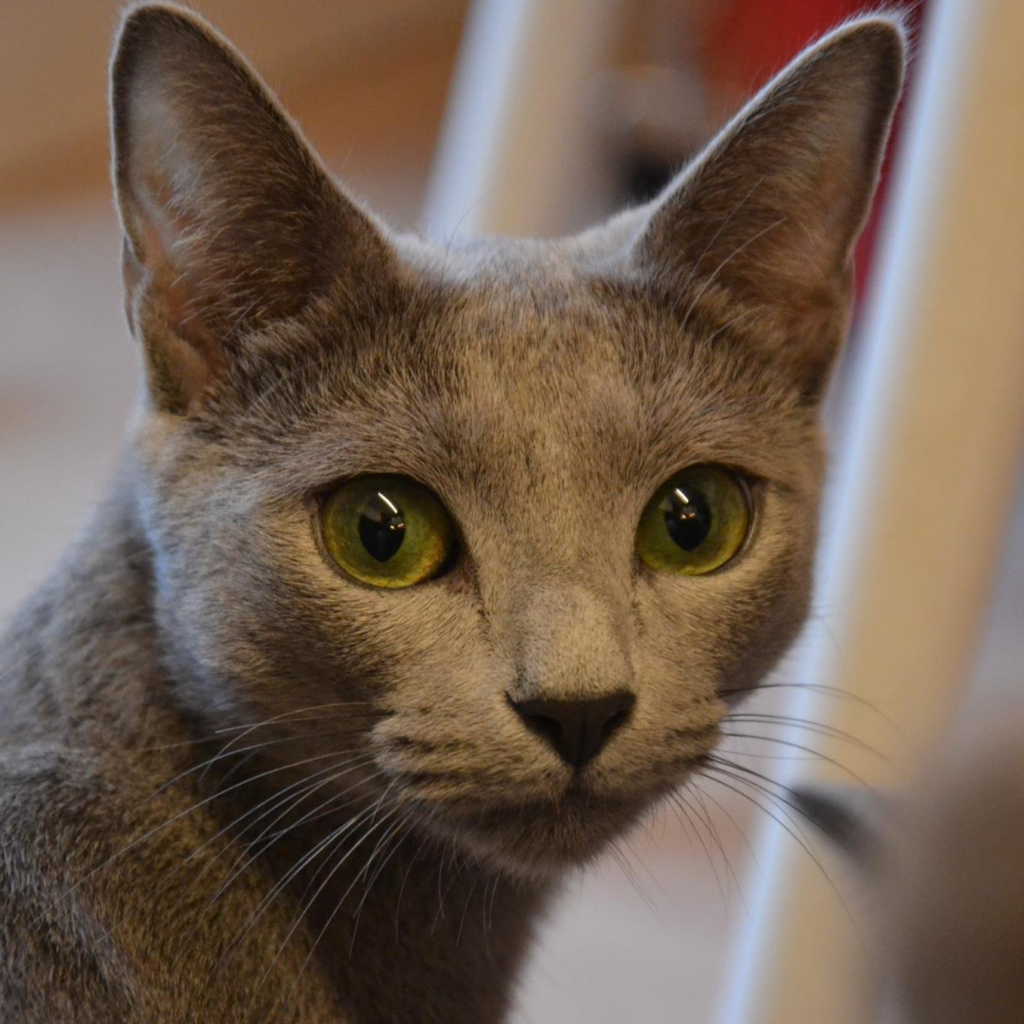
[718,0,1024,1021]
[422,0,622,240]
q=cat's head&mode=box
[111,4,903,877]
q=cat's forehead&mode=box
[401,237,792,434]
[213,235,813,497]
[401,234,679,381]
[438,283,804,486]
[360,265,652,499]
[395,247,671,463]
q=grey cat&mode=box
[0,5,904,1021]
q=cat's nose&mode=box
[509,692,636,770]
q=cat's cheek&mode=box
[628,512,815,725]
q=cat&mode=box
[0,4,904,1021]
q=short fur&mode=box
[0,6,904,1021]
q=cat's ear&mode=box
[633,16,906,400]
[111,4,394,413]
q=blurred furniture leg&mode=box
[422,0,623,240]
[717,0,1024,1020]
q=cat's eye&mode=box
[636,466,751,576]
[321,475,457,589]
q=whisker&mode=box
[715,735,877,789]
[141,730,370,806]
[176,755,381,927]
[608,840,661,918]
[113,757,379,956]
[699,766,863,945]
[197,701,380,784]
[687,785,747,915]
[673,789,733,905]
[432,842,469,934]
[701,760,826,867]
[59,750,364,906]
[689,777,762,874]
[456,872,483,947]
[395,813,439,941]
[258,802,406,1009]
[697,767,830,886]
[348,818,409,953]
[210,701,380,737]
[212,798,391,978]
[666,792,726,911]
[725,712,888,759]
[485,868,501,937]
[136,713,377,754]
[720,681,907,739]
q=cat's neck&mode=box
[188,748,550,1022]
[200,734,550,1021]
[1,479,549,1022]
[263,821,548,1022]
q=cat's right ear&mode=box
[611,16,905,402]
[111,4,394,413]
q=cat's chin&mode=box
[412,789,659,880]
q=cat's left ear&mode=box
[632,16,906,401]
[111,4,395,413]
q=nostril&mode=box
[597,692,635,749]
[601,705,632,742]
[521,710,562,748]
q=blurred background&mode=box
[3,0,1023,1021]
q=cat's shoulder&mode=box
[0,742,119,836]
[0,743,131,931]
[0,745,353,1023]
[0,745,140,1021]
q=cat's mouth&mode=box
[381,727,721,876]
[454,790,656,874]
[398,775,682,877]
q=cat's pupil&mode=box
[661,485,711,551]
[358,491,406,562]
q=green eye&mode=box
[636,465,751,576]
[321,475,456,589]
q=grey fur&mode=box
[0,5,904,1021]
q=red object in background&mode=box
[699,0,926,303]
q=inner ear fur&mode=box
[111,3,394,412]
[634,16,906,401]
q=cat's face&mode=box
[114,6,903,876]
[137,255,824,872]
